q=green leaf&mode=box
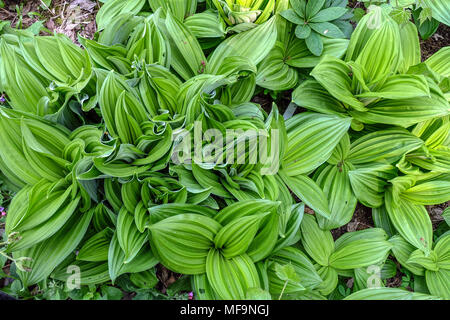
[310,22,345,38]
[96,0,146,30]
[292,80,346,115]
[300,214,334,266]
[329,228,392,269]
[275,263,301,283]
[290,0,307,18]
[268,247,322,294]
[130,269,158,289]
[208,17,277,74]
[280,9,304,24]
[214,213,267,259]
[372,205,396,238]
[425,47,450,78]
[279,172,331,219]
[348,128,424,165]
[306,0,325,19]
[148,214,222,275]
[385,190,433,255]
[52,261,110,286]
[344,287,441,300]
[283,112,352,176]
[398,22,421,73]
[256,42,299,91]
[310,56,364,110]
[77,228,113,262]
[117,208,148,264]
[295,24,311,39]
[426,269,450,300]
[389,235,425,276]
[14,208,94,287]
[401,180,450,205]
[422,0,450,26]
[206,250,260,300]
[407,249,439,271]
[348,163,396,208]
[311,7,348,22]
[163,10,207,81]
[305,31,323,56]
[443,207,450,227]
[357,74,430,100]
[315,163,358,230]
[245,287,272,300]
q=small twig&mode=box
[39,0,56,16]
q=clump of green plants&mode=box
[0,0,449,301]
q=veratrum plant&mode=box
[293,6,450,129]
[0,1,449,302]
[210,0,277,25]
[280,0,353,56]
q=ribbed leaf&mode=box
[117,208,148,263]
[279,171,331,219]
[77,228,113,262]
[206,250,260,300]
[315,163,358,230]
[268,247,323,294]
[148,214,222,274]
[14,208,93,287]
[329,229,392,270]
[207,17,277,74]
[426,269,450,300]
[300,214,334,266]
[385,190,433,255]
[344,287,441,300]
[283,112,352,175]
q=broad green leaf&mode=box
[280,9,304,24]
[398,22,421,73]
[283,112,352,175]
[385,190,433,255]
[389,235,425,276]
[426,269,450,300]
[77,228,113,262]
[268,247,322,294]
[300,214,334,266]
[148,214,222,274]
[52,260,110,286]
[214,213,267,258]
[329,230,392,269]
[163,10,207,81]
[96,0,146,30]
[256,42,299,91]
[305,31,323,56]
[311,7,347,22]
[279,171,331,219]
[422,0,450,26]
[206,250,260,300]
[310,22,345,39]
[117,208,148,263]
[401,180,450,205]
[208,17,277,74]
[14,208,93,287]
[316,265,338,295]
[348,163,396,208]
[310,55,364,110]
[344,287,441,300]
[348,129,424,164]
[315,163,358,230]
[425,47,450,78]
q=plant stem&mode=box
[278,280,288,300]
